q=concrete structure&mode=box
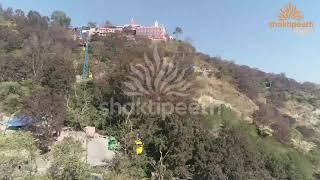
[56,127,115,167]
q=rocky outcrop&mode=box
[195,77,258,123]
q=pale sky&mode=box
[1,0,320,83]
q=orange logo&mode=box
[269,2,314,34]
[278,2,303,20]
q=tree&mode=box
[3,7,14,18]
[0,81,34,114]
[103,20,113,27]
[27,10,48,29]
[22,25,76,93]
[87,21,97,28]
[173,26,183,38]
[0,26,23,52]
[23,89,66,151]
[14,9,25,17]
[49,137,90,180]
[191,127,272,179]
[0,55,31,81]
[51,10,71,27]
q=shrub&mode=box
[255,137,314,179]
[49,137,90,180]
[0,132,37,179]
[0,81,34,114]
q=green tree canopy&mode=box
[50,10,71,27]
[87,21,97,28]
[173,26,183,35]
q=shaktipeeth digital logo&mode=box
[269,2,315,34]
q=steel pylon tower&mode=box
[82,43,89,80]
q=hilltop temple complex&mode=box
[75,19,173,41]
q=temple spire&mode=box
[130,17,135,25]
[154,20,159,27]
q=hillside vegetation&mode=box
[0,6,320,179]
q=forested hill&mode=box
[1,6,320,180]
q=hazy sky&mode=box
[1,0,320,83]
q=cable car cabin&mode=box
[264,80,272,89]
[108,136,118,151]
[135,140,143,155]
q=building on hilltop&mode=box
[95,26,124,36]
[76,19,173,41]
[135,20,168,40]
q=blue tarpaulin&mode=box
[7,116,33,128]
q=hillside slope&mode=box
[0,6,320,179]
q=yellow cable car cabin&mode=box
[135,140,143,155]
